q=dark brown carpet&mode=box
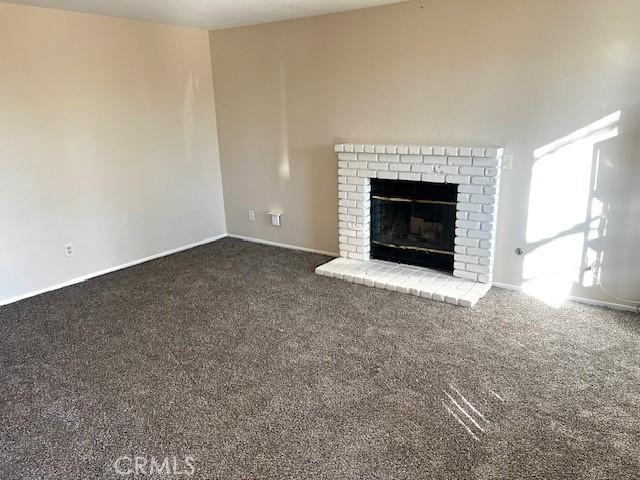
[1,238,639,479]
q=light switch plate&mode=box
[502,154,513,170]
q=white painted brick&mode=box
[335,144,345,153]
[435,165,459,175]
[433,146,446,155]
[485,167,500,177]
[399,172,421,181]
[380,154,400,162]
[454,245,467,254]
[364,144,375,153]
[466,264,490,274]
[467,230,492,240]
[411,164,434,173]
[420,145,433,155]
[455,237,479,247]
[459,147,473,156]
[471,147,485,157]
[408,145,421,155]
[397,146,409,154]
[457,193,470,203]
[389,163,411,172]
[349,161,368,169]
[454,254,479,264]
[374,145,386,153]
[338,152,358,161]
[479,239,493,249]
[347,176,368,185]
[354,144,365,153]
[446,147,459,156]
[484,186,498,195]
[483,204,496,214]
[378,171,399,180]
[356,245,370,254]
[455,228,467,237]
[338,207,348,214]
[339,184,356,192]
[338,161,348,168]
[459,184,484,194]
[338,192,348,199]
[385,145,397,154]
[338,214,355,222]
[469,212,494,222]
[478,257,491,266]
[338,199,355,207]
[347,208,365,216]
[467,247,492,257]
[453,261,466,270]
[422,173,445,183]
[457,202,483,212]
[449,156,472,166]
[456,211,468,220]
[472,157,500,167]
[368,162,389,171]
[481,222,494,231]
[459,166,485,176]
[470,194,497,205]
[357,169,376,177]
[400,154,423,164]
[338,235,347,244]
[423,155,447,165]
[347,236,364,246]
[446,175,471,184]
[358,153,378,162]
[478,273,492,283]
[338,176,347,184]
[338,168,356,177]
[484,147,501,158]
[456,219,481,229]
[341,244,356,252]
[348,252,368,260]
[471,176,498,186]
[454,270,477,281]
[347,192,366,201]
[338,228,357,237]
[345,144,355,153]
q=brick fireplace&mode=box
[316,144,503,307]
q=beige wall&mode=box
[1,3,226,302]
[210,0,640,307]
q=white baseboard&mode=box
[227,234,338,257]
[0,233,228,307]
[492,281,639,313]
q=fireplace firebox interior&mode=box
[370,179,457,272]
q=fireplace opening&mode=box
[370,179,457,272]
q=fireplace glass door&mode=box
[370,179,457,272]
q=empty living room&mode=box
[2,0,640,478]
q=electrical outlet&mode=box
[248,210,255,222]
[64,243,73,257]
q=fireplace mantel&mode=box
[316,143,504,307]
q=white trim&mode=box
[492,281,639,313]
[0,233,228,307]
[227,234,338,257]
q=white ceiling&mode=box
[4,0,406,30]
